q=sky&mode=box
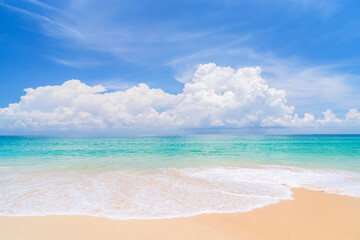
[0,0,360,134]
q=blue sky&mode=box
[1,0,360,133]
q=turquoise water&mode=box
[1,135,360,171]
[0,135,360,219]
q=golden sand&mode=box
[1,188,360,240]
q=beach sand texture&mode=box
[1,188,360,240]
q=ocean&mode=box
[0,135,359,219]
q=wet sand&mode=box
[1,188,360,240]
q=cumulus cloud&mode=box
[0,63,359,132]
[345,109,360,124]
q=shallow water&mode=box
[0,135,359,219]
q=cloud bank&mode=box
[0,63,359,133]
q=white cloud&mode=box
[316,109,342,125]
[0,80,181,130]
[345,109,360,124]
[169,45,360,117]
[171,64,295,128]
[0,63,359,132]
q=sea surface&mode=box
[0,135,360,219]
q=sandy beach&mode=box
[1,188,360,240]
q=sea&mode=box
[0,135,359,219]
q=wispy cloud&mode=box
[0,0,345,68]
[0,1,84,39]
[1,0,253,66]
[24,0,57,11]
[50,57,103,69]
[284,0,339,18]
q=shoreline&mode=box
[1,188,360,240]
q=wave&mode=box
[0,165,359,219]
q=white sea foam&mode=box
[0,165,359,219]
